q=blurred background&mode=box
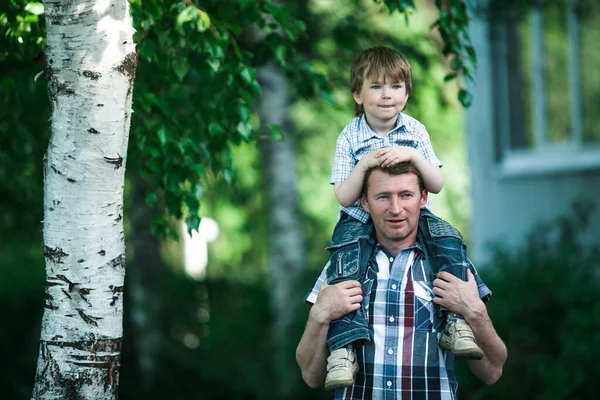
[1,0,600,398]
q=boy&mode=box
[323,46,483,391]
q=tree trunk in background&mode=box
[33,0,136,398]
[127,174,163,390]
[257,62,305,396]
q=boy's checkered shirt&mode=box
[330,113,442,223]
[305,244,492,400]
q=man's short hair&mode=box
[350,46,413,116]
[362,162,425,196]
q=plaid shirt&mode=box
[331,113,442,223]
[305,244,492,400]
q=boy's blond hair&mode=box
[350,46,413,116]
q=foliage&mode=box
[380,0,477,107]
[128,0,327,237]
[0,0,49,243]
[457,203,600,399]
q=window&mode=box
[491,1,600,176]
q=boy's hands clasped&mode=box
[359,146,416,171]
[376,146,416,168]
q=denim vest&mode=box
[324,209,471,351]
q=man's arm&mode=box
[296,280,363,388]
[432,270,507,384]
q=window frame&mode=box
[491,3,600,178]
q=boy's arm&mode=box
[377,146,444,193]
[334,150,380,207]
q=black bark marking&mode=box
[49,207,54,211]
[44,245,68,263]
[115,52,137,85]
[82,70,101,80]
[44,284,58,310]
[98,250,106,256]
[51,165,63,175]
[97,103,104,107]
[77,309,101,326]
[107,254,126,270]
[114,214,122,222]
[53,199,61,206]
[56,82,74,95]
[56,274,75,291]
[67,178,76,183]
[61,288,72,299]
[88,127,99,134]
[103,154,123,169]
[50,335,63,340]
[78,259,85,263]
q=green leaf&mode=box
[196,10,211,32]
[157,127,167,145]
[176,6,197,26]
[449,57,462,71]
[444,72,458,82]
[146,193,157,208]
[237,103,250,121]
[268,124,283,141]
[185,214,201,235]
[172,58,190,81]
[24,2,44,15]
[236,121,252,139]
[458,88,473,108]
[240,66,253,84]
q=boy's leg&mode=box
[418,210,483,360]
[324,214,373,390]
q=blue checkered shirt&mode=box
[331,113,442,223]
[305,244,492,400]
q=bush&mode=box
[457,203,600,400]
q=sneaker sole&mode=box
[439,336,484,360]
[325,377,355,391]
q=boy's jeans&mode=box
[324,209,474,352]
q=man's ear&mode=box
[420,190,428,208]
[353,91,363,105]
[361,193,369,213]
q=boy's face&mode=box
[353,74,409,128]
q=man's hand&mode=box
[376,146,416,168]
[432,270,485,320]
[310,280,363,325]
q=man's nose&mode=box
[389,198,401,214]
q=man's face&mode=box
[361,169,427,250]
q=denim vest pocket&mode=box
[413,280,443,333]
[327,245,360,283]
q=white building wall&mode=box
[466,12,600,263]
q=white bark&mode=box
[33,0,136,398]
[257,62,305,395]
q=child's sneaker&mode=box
[439,314,484,360]
[324,346,359,391]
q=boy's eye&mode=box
[392,84,403,89]
[370,85,381,89]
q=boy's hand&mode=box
[376,146,416,168]
[358,150,382,170]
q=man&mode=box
[296,162,507,399]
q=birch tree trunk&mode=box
[32,0,136,398]
[257,62,305,396]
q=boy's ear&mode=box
[353,91,363,105]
